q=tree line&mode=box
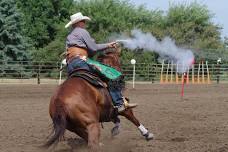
[0,0,227,65]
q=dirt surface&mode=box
[1,84,228,152]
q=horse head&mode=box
[97,46,122,71]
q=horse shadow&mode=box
[54,137,88,152]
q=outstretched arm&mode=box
[82,30,117,52]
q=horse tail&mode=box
[44,101,67,147]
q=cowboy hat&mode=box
[65,12,91,28]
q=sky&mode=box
[129,0,227,38]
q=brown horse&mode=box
[45,47,154,150]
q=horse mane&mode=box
[97,48,121,71]
[96,47,125,90]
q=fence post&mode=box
[171,61,173,83]
[192,64,194,84]
[151,64,155,83]
[130,59,136,88]
[20,61,23,79]
[216,63,220,84]
[37,63,41,84]
[206,61,210,84]
[202,61,205,83]
[165,63,170,83]
[216,58,222,84]
[147,64,150,81]
[160,60,164,84]
[176,63,179,84]
[197,63,201,84]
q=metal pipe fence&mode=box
[0,61,227,84]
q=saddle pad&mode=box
[86,58,122,80]
[70,70,106,88]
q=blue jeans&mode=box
[67,58,124,107]
[108,88,124,106]
[67,57,90,74]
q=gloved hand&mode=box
[108,42,117,48]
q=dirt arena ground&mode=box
[1,83,228,152]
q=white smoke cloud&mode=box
[116,29,195,73]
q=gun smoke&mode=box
[115,29,195,73]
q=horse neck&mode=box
[99,52,121,71]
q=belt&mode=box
[66,47,88,63]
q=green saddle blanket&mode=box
[86,58,122,80]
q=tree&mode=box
[73,0,164,41]
[0,0,31,76]
[165,2,223,49]
[16,0,73,49]
[0,0,30,62]
[31,0,164,62]
[224,37,228,49]
[70,0,164,63]
[14,0,224,64]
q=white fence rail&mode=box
[0,61,227,84]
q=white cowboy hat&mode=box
[65,12,91,28]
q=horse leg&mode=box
[111,116,120,137]
[121,109,154,141]
[87,122,100,150]
[71,127,88,142]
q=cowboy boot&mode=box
[117,105,126,113]
[123,97,137,108]
[117,98,137,113]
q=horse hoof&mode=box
[144,132,154,141]
[99,142,104,147]
[111,126,120,137]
